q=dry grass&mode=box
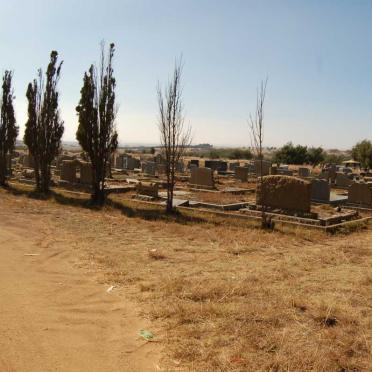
[1,185,371,371]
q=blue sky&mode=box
[1,0,372,148]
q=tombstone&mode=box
[22,154,35,168]
[189,159,199,168]
[189,167,215,189]
[335,172,353,187]
[235,166,249,182]
[123,155,141,170]
[229,162,240,171]
[311,179,330,202]
[205,160,227,172]
[348,182,372,205]
[324,164,337,183]
[319,171,329,182]
[270,166,278,175]
[114,154,123,169]
[176,161,185,173]
[60,160,77,183]
[157,163,167,175]
[298,167,311,178]
[154,154,164,164]
[256,175,311,213]
[57,154,75,170]
[136,182,158,198]
[142,161,156,176]
[80,161,93,185]
[253,160,271,176]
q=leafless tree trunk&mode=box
[157,58,192,213]
[249,79,269,228]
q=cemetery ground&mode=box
[0,185,371,371]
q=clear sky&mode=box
[1,0,372,149]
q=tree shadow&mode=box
[4,184,205,225]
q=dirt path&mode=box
[0,211,160,372]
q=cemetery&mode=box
[7,149,370,231]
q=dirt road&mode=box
[0,204,160,372]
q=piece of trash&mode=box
[106,285,115,293]
[139,329,154,341]
[24,253,40,256]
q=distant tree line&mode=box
[351,140,372,168]
[272,142,326,166]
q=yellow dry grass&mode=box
[1,185,371,371]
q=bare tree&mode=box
[76,42,118,204]
[0,71,18,186]
[157,58,191,213]
[249,79,269,228]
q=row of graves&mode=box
[134,159,370,229]
[11,151,371,229]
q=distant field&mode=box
[0,186,371,371]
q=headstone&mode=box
[253,160,271,176]
[142,161,156,176]
[189,159,199,168]
[311,179,330,202]
[335,172,353,187]
[189,167,215,189]
[235,166,249,182]
[270,166,278,175]
[319,171,329,182]
[80,161,93,185]
[348,182,372,205]
[298,167,311,178]
[205,160,227,172]
[136,182,158,198]
[22,154,35,168]
[229,162,240,171]
[256,175,311,213]
[60,160,77,183]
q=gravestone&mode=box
[136,182,159,198]
[270,166,278,175]
[311,179,330,202]
[319,171,329,182]
[189,159,199,168]
[142,161,156,176]
[80,161,93,185]
[348,182,372,205]
[22,154,35,168]
[256,175,311,213]
[253,160,271,176]
[235,166,249,182]
[335,173,353,187]
[229,162,240,171]
[60,160,77,183]
[189,167,215,189]
[298,167,311,178]
[205,160,228,172]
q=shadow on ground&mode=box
[4,184,205,225]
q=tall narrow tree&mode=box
[24,51,64,193]
[76,42,118,204]
[0,71,18,186]
[157,58,192,213]
[249,79,269,228]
